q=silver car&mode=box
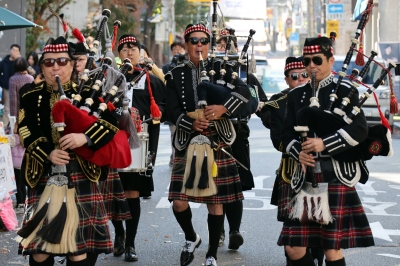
[332,56,394,129]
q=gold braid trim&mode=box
[76,156,101,182]
[281,157,297,184]
[19,108,25,123]
[20,84,44,98]
[98,119,119,133]
[25,137,49,188]
[264,94,287,109]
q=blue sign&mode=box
[289,32,299,45]
[327,4,344,14]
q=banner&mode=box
[0,144,16,196]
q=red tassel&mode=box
[72,28,85,43]
[150,97,161,118]
[390,94,399,114]
[373,92,392,132]
[112,24,119,51]
[356,44,365,66]
[107,101,116,112]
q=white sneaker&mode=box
[205,256,217,266]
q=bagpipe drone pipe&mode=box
[295,0,397,163]
[196,25,259,118]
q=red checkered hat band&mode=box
[184,25,210,38]
[42,44,69,53]
[118,36,137,47]
[219,29,229,36]
[284,62,305,72]
[303,45,334,55]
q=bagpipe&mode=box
[295,0,397,164]
[50,9,135,168]
[194,0,259,118]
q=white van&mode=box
[332,56,394,129]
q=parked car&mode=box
[332,56,394,129]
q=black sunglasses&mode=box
[290,71,309,80]
[189,37,210,45]
[41,57,72,67]
[303,56,324,67]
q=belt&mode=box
[230,118,249,124]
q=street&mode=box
[1,116,399,266]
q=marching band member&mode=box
[277,37,374,266]
[17,36,129,266]
[111,34,166,262]
[165,23,250,266]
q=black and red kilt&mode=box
[270,176,292,222]
[20,172,113,256]
[168,129,243,204]
[100,169,131,221]
[278,179,374,249]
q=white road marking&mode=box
[377,254,400,259]
[357,181,386,195]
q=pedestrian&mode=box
[140,44,165,82]
[111,34,166,262]
[27,51,41,77]
[165,23,250,266]
[277,36,374,266]
[16,35,130,266]
[0,44,21,127]
[9,58,34,119]
[162,41,186,74]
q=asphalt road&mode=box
[1,117,400,266]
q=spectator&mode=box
[0,44,21,127]
[9,58,34,118]
[140,44,165,82]
[27,51,41,77]
[162,41,186,74]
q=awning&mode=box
[0,7,43,30]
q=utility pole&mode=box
[307,0,315,36]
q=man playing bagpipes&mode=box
[277,36,375,266]
[110,34,166,262]
[165,23,251,266]
[16,35,131,266]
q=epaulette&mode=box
[21,83,44,98]
[166,63,187,81]
[338,79,352,88]
[288,81,308,93]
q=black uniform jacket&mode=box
[282,74,369,186]
[18,81,121,188]
[165,58,250,150]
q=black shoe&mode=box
[228,231,244,250]
[113,235,125,257]
[180,234,202,266]
[124,246,138,262]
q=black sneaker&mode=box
[113,235,125,257]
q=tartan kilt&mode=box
[277,181,374,249]
[100,169,131,221]
[168,134,243,204]
[270,175,292,222]
[20,172,113,256]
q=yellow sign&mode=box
[286,28,292,39]
[326,20,339,39]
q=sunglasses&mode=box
[41,57,71,67]
[303,56,324,67]
[290,71,309,80]
[189,37,210,45]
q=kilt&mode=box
[168,131,243,204]
[270,176,292,222]
[100,169,131,221]
[20,172,113,256]
[277,181,374,249]
[230,122,254,191]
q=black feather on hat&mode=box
[69,42,89,56]
[284,56,305,76]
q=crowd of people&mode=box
[0,16,382,266]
